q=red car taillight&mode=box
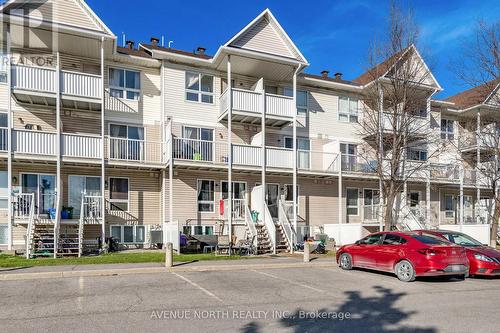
[417,248,445,256]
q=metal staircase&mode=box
[395,205,426,231]
[31,223,56,257]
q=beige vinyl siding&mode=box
[61,112,101,135]
[11,0,103,32]
[231,16,296,59]
[105,170,162,230]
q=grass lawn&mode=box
[0,252,254,268]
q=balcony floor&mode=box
[13,90,101,112]
[218,110,292,128]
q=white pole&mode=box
[292,69,298,252]
[100,37,106,245]
[378,86,384,231]
[338,149,343,245]
[476,110,481,222]
[426,97,431,227]
[55,51,61,258]
[460,166,464,232]
[260,78,267,251]
[6,27,12,251]
[227,55,233,255]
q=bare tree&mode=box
[455,20,500,246]
[357,1,442,231]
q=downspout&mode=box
[292,66,300,252]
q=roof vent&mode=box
[150,37,160,46]
[126,40,135,49]
[196,46,206,55]
[334,72,343,80]
[321,70,329,78]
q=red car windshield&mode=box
[409,233,450,246]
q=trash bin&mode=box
[48,208,56,220]
[251,211,259,222]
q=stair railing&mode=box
[278,200,295,252]
[244,204,258,249]
[24,193,35,259]
[78,193,86,257]
[262,203,276,254]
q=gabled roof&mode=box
[224,9,308,64]
[445,79,500,109]
[140,44,213,60]
[353,45,441,89]
[301,73,361,87]
[1,0,114,37]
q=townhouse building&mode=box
[0,1,497,257]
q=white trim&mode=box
[108,176,130,212]
[108,67,141,101]
[346,187,360,217]
[197,179,216,213]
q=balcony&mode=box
[362,113,429,143]
[11,129,103,161]
[11,65,102,110]
[219,88,295,127]
[107,137,165,166]
[341,154,378,174]
[172,138,339,174]
[459,132,496,157]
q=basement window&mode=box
[110,225,146,244]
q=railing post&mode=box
[165,242,173,268]
[6,27,13,251]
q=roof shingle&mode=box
[445,79,500,109]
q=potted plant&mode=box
[61,206,74,219]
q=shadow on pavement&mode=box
[241,285,437,333]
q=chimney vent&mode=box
[150,37,160,46]
[321,70,329,78]
[125,40,134,49]
[334,72,343,80]
[197,46,206,55]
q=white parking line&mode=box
[171,272,225,303]
[252,269,326,293]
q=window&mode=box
[109,178,129,211]
[339,96,359,123]
[444,194,455,218]
[109,68,141,100]
[340,143,357,171]
[382,234,406,245]
[109,124,145,161]
[179,127,214,161]
[407,148,427,161]
[221,181,246,200]
[346,188,359,215]
[197,180,214,212]
[0,171,7,210]
[359,233,383,245]
[21,173,56,215]
[409,233,449,246]
[110,225,146,243]
[185,71,214,103]
[285,137,311,169]
[441,119,454,140]
[68,176,101,217]
[182,225,214,236]
[0,112,7,127]
[409,192,420,208]
[284,88,308,115]
[0,59,6,83]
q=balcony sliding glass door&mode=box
[110,124,144,161]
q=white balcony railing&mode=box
[0,128,7,151]
[12,65,102,99]
[13,129,57,155]
[220,88,295,119]
[62,133,102,159]
[233,144,261,166]
[61,70,102,99]
[267,147,293,168]
[223,199,246,220]
[107,137,164,164]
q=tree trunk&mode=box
[384,194,396,231]
[490,196,500,247]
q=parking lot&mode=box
[1,265,499,333]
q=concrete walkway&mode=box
[0,256,337,281]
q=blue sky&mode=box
[86,0,500,98]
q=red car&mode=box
[417,230,500,277]
[336,231,469,282]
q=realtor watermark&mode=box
[150,310,351,321]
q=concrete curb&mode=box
[0,261,337,281]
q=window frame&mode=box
[407,148,428,161]
[185,71,214,104]
[284,87,309,115]
[338,96,359,123]
[220,181,247,201]
[346,187,359,216]
[108,177,130,212]
[108,67,141,101]
[197,179,215,213]
[444,193,455,218]
[183,225,214,236]
[109,224,146,244]
[0,171,7,211]
[108,123,145,141]
[441,119,455,140]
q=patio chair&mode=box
[215,235,230,255]
[239,235,256,256]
